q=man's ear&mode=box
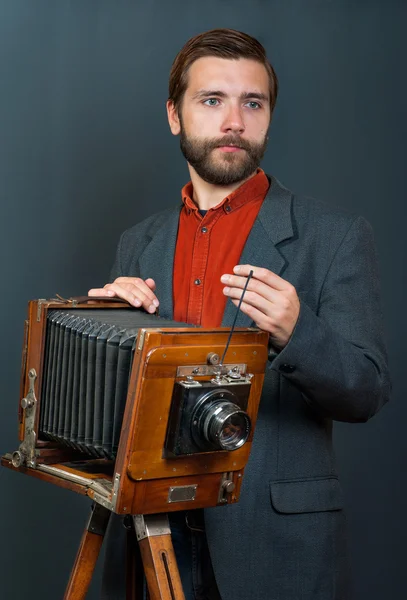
[166,100,181,135]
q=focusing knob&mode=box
[11,451,24,468]
[207,352,220,366]
[21,397,34,410]
[222,480,235,494]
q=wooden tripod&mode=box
[63,502,186,600]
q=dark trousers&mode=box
[101,510,221,600]
[169,510,222,600]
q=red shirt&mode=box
[173,169,270,327]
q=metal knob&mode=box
[21,397,34,410]
[227,368,242,379]
[207,352,220,366]
[11,451,24,468]
[222,480,235,494]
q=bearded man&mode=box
[89,28,390,600]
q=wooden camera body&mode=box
[2,298,269,516]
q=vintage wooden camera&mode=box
[1,297,269,599]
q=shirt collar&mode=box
[181,168,270,215]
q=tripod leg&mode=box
[124,515,144,599]
[64,502,111,600]
[133,514,186,600]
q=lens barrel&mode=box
[205,401,251,450]
[191,389,251,451]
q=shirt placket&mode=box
[186,210,224,324]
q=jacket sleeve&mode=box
[109,231,125,281]
[108,209,174,283]
[109,224,148,281]
[269,215,391,422]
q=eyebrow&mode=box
[192,89,269,102]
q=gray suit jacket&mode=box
[105,176,390,600]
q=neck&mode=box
[188,165,257,210]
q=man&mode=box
[89,29,390,600]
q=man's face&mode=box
[168,57,271,186]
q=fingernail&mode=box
[223,287,230,294]
[148,304,156,313]
[221,274,230,283]
[133,298,141,307]
[153,299,159,307]
[106,290,114,296]
[234,266,241,273]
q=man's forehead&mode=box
[186,56,269,95]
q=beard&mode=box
[179,126,268,186]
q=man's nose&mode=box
[221,104,245,134]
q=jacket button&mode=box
[279,364,296,373]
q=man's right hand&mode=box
[88,277,159,313]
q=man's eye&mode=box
[245,101,261,109]
[203,98,220,106]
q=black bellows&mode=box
[39,309,185,459]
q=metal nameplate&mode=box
[167,484,198,503]
[177,364,246,377]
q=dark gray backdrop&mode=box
[0,1,405,598]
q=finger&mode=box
[88,288,115,297]
[224,286,276,314]
[103,283,141,307]
[230,298,272,331]
[221,274,280,303]
[144,278,156,291]
[230,297,298,349]
[233,265,289,291]
[114,277,159,306]
[104,282,157,313]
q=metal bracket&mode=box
[217,471,236,504]
[12,369,39,468]
[36,299,47,322]
[177,364,247,377]
[85,502,111,536]
[111,472,121,511]
[36,463,118,508]
[92,472,121,512]
[133,514,171,541]
[137,329,146,351]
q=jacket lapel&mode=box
[138,206,181,319]
[221,176,294,327]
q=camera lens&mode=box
[191,389,251,451]
[205,402,251,450]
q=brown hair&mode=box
[169,28,278,113]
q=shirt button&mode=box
[194,279,201,285]
[225,205,231,213]
[201,227,208,233]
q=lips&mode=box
[217,145,243,152]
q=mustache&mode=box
[205,136,253,151]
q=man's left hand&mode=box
[221,264,300,350]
